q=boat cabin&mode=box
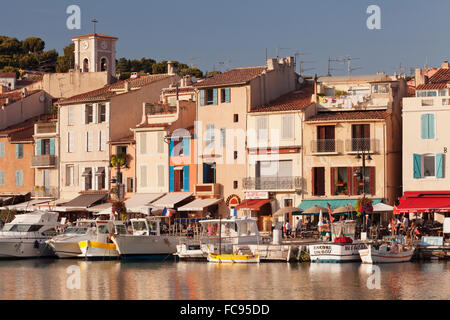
[130,218,161,236]
[199,217,261,245]
[0,211,59,237]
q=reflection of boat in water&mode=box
[175,217,261,260]
[0,211,60,258]
[308,220,366,263]
[78,220,127,259]
[207,252,260,263]
[112,217,180,260]
[47,220,97,258]
[359,243,415,264]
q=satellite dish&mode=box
[298,76,304,84]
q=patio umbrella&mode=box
[372,203,393,212]
[318,209,323,226]
[333,205,355,214]
[302,205,328,215]
[273,206,303,217]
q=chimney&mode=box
[415,68,425,86]
[167,61,176,76]
[21,87,28,97]
[442,61,450,69]
[266,58,278,71]
[124,81,130,92]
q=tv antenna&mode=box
[298,60,316,75]
[342,56,361,76]
[293,51,311,73]
[217,59,231,72]
[327,57,344,76]
[276,47,291,58]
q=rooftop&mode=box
[306,110,390,122]
[0,115,52,142]
[0,72,16,78]
[57,74,173,105]
[250,84,314,113]
[0,89,42,107]
[193,66,266,88]
[72,33,118,40]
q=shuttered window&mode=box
[15,144,23,159]
[421,114,435,139]
[99,131,106,151]
[281,114,294,139]
[86,131,93,152]
[157,132,164,153]
[0,142,4,158]
[436,153,444,178]
[220,128,226,147]
[140,165,148,187]
[15,170,23,186]
[0,170,4,185]
[221,88,231,103]
[139,132,147,154]
[157,164,164,187]
[312,167,325,196]
[413,154,421,178]
[67,106,74,125]
[206,124,215,148]
[256,116,268,142]
[67,132,74,153]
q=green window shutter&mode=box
[0,142,4,157]
[15,171,19,186]
[200,90,205,106]
[19,170,23,186]
[169,166,175,192]
[421,114,429,139]
[15,144,19,159]
[436,153,444,178]
[183,138,189,156]
[183,165,189,191]
[0,171,4,185]
[213,88,218,105]
[36,139,41,155]
[428,114,435,139]
[49,139,55,155]
[225,88,230,102]
[413,154,422,179]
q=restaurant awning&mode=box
[234,199,271,211]
[298,198,382,210]
[178,198,222,211]
[397,191,450,213]
[87,202,112,213]
[6,199,50,211]
[124,193,165,212]
[152,192,193,209]
[53,193,107,212]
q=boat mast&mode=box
[219,215,222,255]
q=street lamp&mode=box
[354,146,372,233]
[110,153,128,201]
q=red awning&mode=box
[397,191,450,213]
[234,199,271,211]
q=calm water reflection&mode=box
[0,259,448,300]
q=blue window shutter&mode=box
[19,144,23,158]
[36,140,41,155]
[49,139,55,155]
[183,138,189,156]
[15,144,19,159]
[169,166,175,192]
[0,142,4,157]
[183,165,189,191]
[421,114,429,139]
[213,88,218,105]
[15,171,18,186]
[225,88,230,102]
[0,171,4,185]
[428,114,435,139]
[436,153,444,178]
[200,90,205,106]
[413,154,422,178]
[19,170,23,186]
[169,140,174,157]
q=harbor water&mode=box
[0,259,449,300]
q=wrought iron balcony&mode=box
[31,155,56,167]
[311,139,340,153]
[242,176,302,190]
[345,138,379,153]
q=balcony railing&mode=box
[194,183,221,197]
[345,138,379,153]
[31,155,56,167]
[311,139,339,153]
[35,123,56,135]
[31,186,58,198]
[242,177,302,190]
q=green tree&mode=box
[204,70,222,77]
[116,57,130,73]
[22,37,45,54]
[0,36,22,55]
[152,60,168,74]
[179,67,203,78]
[0,66,20,78]
[56,43,74,73]
[18,54,39,69]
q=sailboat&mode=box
[207,215,260,263]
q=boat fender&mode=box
[34,240,39,249]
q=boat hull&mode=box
[47,241,83,258]
[113,235,179,259]
[78,240,119,260]
[0,239,55,258]
[308,242,367,263]
[207,253,260,263]
[359,246,415,264]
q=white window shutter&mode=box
[105,167,109,190]
[81,166,85,190]
[101,130,106,151]
[74,165,79,186]
[93,166,98,190]
[62,165,66,186]
[93,104,98,123]
[105,102,110,122]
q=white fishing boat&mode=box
[46,220,97,258]
[0,211,60,258]
[359,243,415,264]
[78,220,127,259]
[175,216,261,260]
[308,220,367,263]
[112,216,180,260]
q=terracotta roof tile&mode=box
[109,134,135,144]
[0,89,42,107]
[0,73,16,78]
[416,83,448,90]
[416,68,450,90]
[135,122,170,129]
[250,85,314,113]
[306,110,390,122]
[58,74,173,105]
[72,33,118,40]
[193,67,266,88]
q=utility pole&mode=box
[327,57,343,76]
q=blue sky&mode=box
[2,0,450,76]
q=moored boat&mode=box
[207,252,260,263]
[0,211,60,258]
[359,243,415,264]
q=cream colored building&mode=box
[193,57,298,217]
[299,74,407,211]
[57,73,178,201]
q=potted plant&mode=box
[355,196,373,217]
